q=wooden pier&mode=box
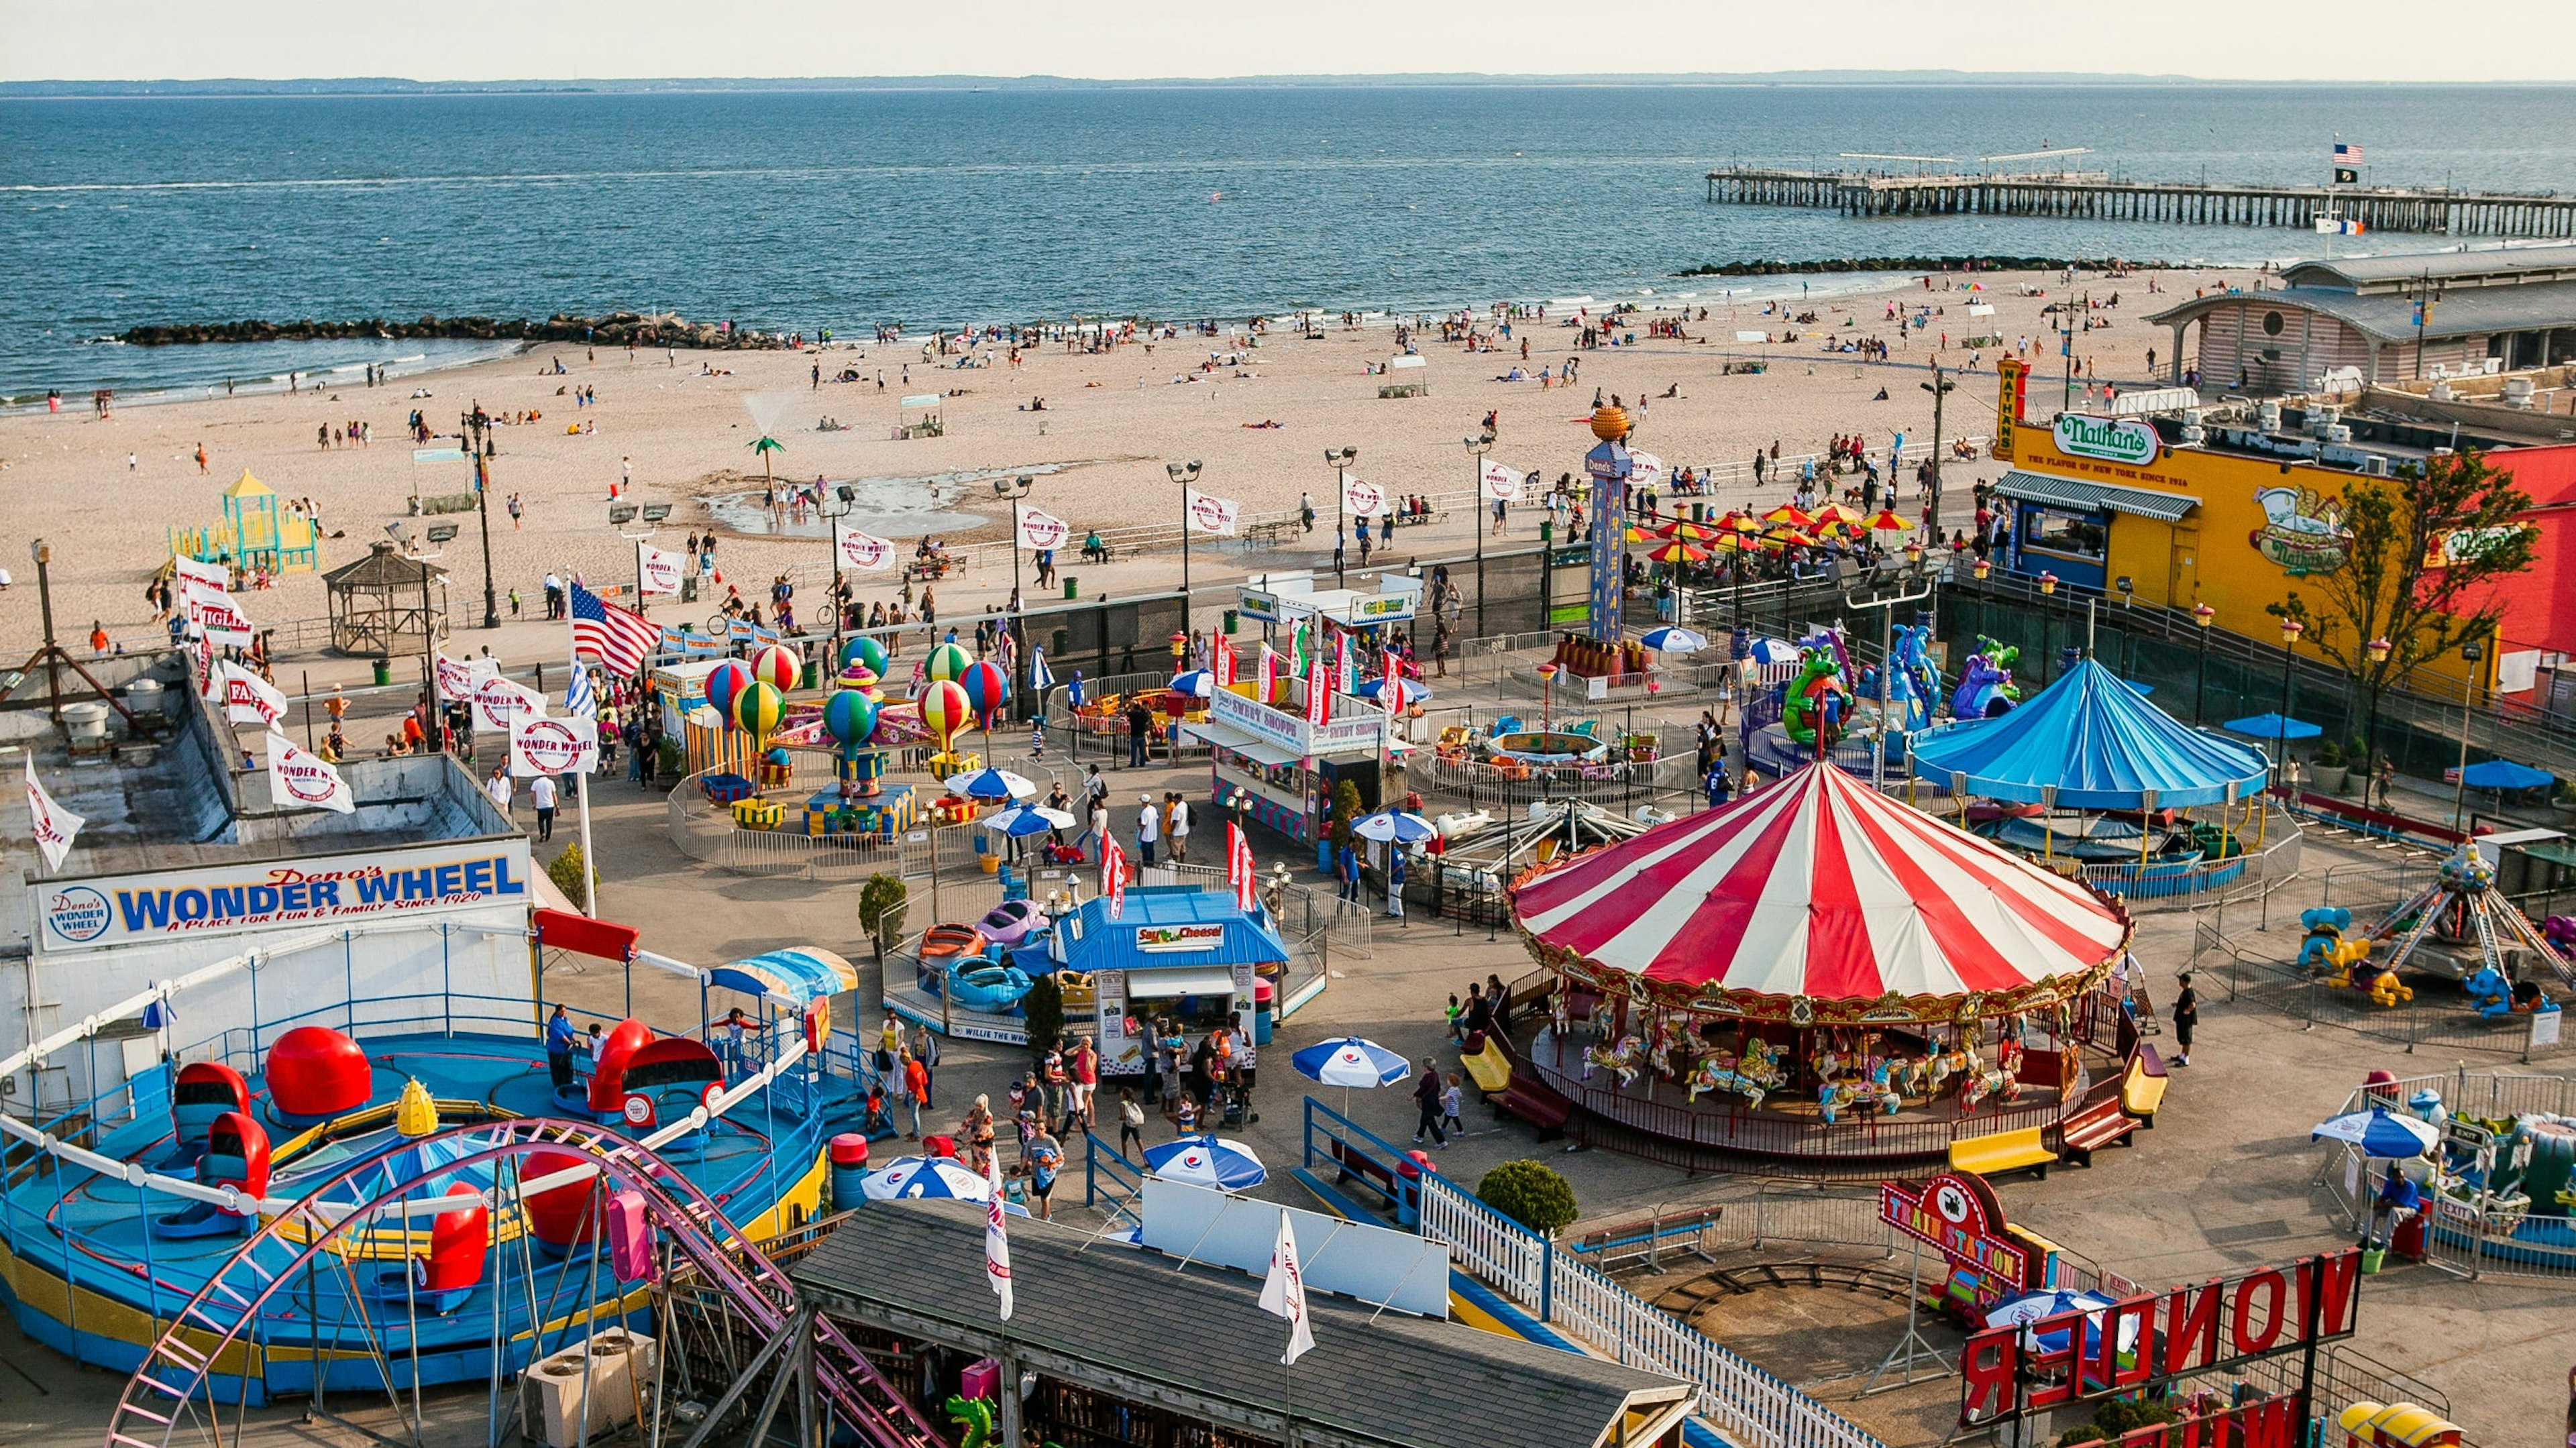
[1705,167,2576,239]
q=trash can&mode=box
[1223,610,1239,635]
[372,657,392,687]
[1063,577,1079,600]
[1253,978,1275,1046]
[828,1133,871,1209]
[682,576,698,603]
[800,660,820,689]
[2392,1211,2429,1261]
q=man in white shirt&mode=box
[485,765,513,821]
[1165,791,1190,865]
[529,773,559,842]
[1136,793,1161,867]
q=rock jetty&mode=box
[1675,255,2147,278]
[115,311,789,349]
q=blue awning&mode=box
[1912,660,2270,809]
[2222,713,2324,742]
[2461,760,2555,791]
[708,948,860,1005]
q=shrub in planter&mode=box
[1477,1159,1579,1237]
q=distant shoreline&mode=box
[11,74,2569,99]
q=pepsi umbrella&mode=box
[1353,677,1434,704]
[1168,670,1216,698]
[985,804,1076,837]
[1291,1036,1412,1088]
[2460,759,2553,791]
[1638,626,1707,654]
[1984,1288,2131,1354]
[1142,1135,1268,1192]
[945,767,1037,801]
[1028,645,1055,695]
[859,1156,990,1202]
[1351,810,1439,845]
[2312,1107,2439,1157]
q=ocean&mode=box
[7,83,2574,400]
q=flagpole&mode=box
[567,599,598,917]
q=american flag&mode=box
[1227,822,1257,911]
[570,582,660,674]
[1102,836,1128,920]
[2334,142,2363,164]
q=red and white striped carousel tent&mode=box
[1513,763,2131,1023]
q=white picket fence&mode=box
[1418,1176,1885,1448]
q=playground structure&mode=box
[1735,626,1940,784]
[0,911,915,1438]
[167,470,321,576]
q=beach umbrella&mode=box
[857,1156,1025,1213]
[1867,508,1910,533]
[2222,713,2322,742]
[1812,503,1864,527]
[730,681,785,742]
[704,659,751,719]
[1724,512,1765,535]
[1028,646,1054,695]
[1168,669,1216,699]
[1762,504,1814,528]
[945,766,1037,802]
[1352,677,1432,704]
[925,643,974,684]
[1746,637,1803,665]
[1291,1036,1412,1089]
[1351,810,1439,844]
[840,634,889,678]
[1142,1135,1268,1192]
[984,803,1075,837]
[749,643,800,693]
[1645,541,1708,565]
[1639,626,1707,654]
[959,659,1010,726]
[2461,760,2554,791]
[2312,1107,2439,1157]
[920,679,972,751]
[822,689,878,754]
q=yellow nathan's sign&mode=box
[1994,359,2025,461]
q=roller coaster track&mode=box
[102,1117,943,1448]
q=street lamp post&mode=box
[1919,364,1955,543]
[2191,602,2216,724]
[462,403,500,628]
[2453,638,2486,836]
[2037,572,2058,687]
[820,484,854,660]
[2363,636,2393,806]
[1167,460,1204,607]
[1326,447,1357,586]
[992,473,1036,669]
[2274,617,2305,771]
[1464,433,1494,635]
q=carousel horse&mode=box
[1686,1039,1788,1108]
[1925,1045,1973,1098]
[1888,1055,1933,1101]
[1646,1012,1681,1079]
[1960,1061,2022,1114]
[1585,1034,1648,1088]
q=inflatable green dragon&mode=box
[1779,651,1850,748]
[945,1395,1064,1448]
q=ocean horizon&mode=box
[10,82,2574,398]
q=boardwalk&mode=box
[1705,167,2576,239]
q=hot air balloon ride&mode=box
[749,643,800,693]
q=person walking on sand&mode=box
[195,443,208,475]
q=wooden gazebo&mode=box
[325,543,447,658]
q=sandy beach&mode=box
[0,264,2264,666]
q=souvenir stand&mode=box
[1179,683,1386,847]
[1509,761,2137,1162]
[1051,887,1294,1076]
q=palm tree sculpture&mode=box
[749,433,784,484]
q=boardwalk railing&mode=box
[1415,1172,1886,1448]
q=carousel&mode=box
[1506,761,2139,1161]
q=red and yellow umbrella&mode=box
[1867,508,1910,533]
[1812,502,1863,528]
[1762,504,1814,528]
[1645,541,1709,565]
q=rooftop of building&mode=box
[2282,243,2576,294]
[2146,278,2576,345]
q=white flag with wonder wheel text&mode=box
[1185,490,1240,537]
[510,712,600,778]
[266,732,356,814]
[25,757,83,871]
[1014,504,1071,552]
[637,545,688,596]
[1256,1210,1316,1366]
[835,526,896,571]
[984,1152,1014,1321]
[1481,458,1523,503]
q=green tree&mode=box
[857,875,909,962]
[2269,449,2535,753]
[545,843,600,902]
[1477,1159,1579,1236]
[1329,779,1364,850]
[1020,974,1065,1064]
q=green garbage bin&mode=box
[800,660,820,689]
[371,657,392,687]
[1223,610,1239,634]
[1063,577,1079,600]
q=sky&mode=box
[4,1,2567,85]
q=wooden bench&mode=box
[1572,1208,1721,1271]
[1949,1125,2057,1181]
[2120,1046,2169,1126]
[1461,1038,1513,1099]
[2056,1090,2139,1168]
[1325,1135,1401,1207]
[1490,1075,1571,1139]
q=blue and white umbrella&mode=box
[1028,645,1055,695]
[2312,1107,2439,1157]
[985,803,1076,838]
[1143,1135,1268,1192]
[1638,626,1707,654]
[1984,1288,2131,1353]
[1351,810,1439,845]
[1168,670,1216,698]
[859,1156,989,1202]
[1291,1036,1412,1089]
[945,767,1038,801]
[1353,677,1434,704]
[1746,636,1803,665]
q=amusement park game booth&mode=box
[1180,687,1387,847]
[1053,887,1291,1078]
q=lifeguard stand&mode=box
[168,471,321,574]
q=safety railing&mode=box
[1414,1172,1886,1448]
[1081,1131,1147,1229]
[2316,1069,2576,1284]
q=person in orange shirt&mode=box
[902,1049,929,1141]
[89,621,109,657]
